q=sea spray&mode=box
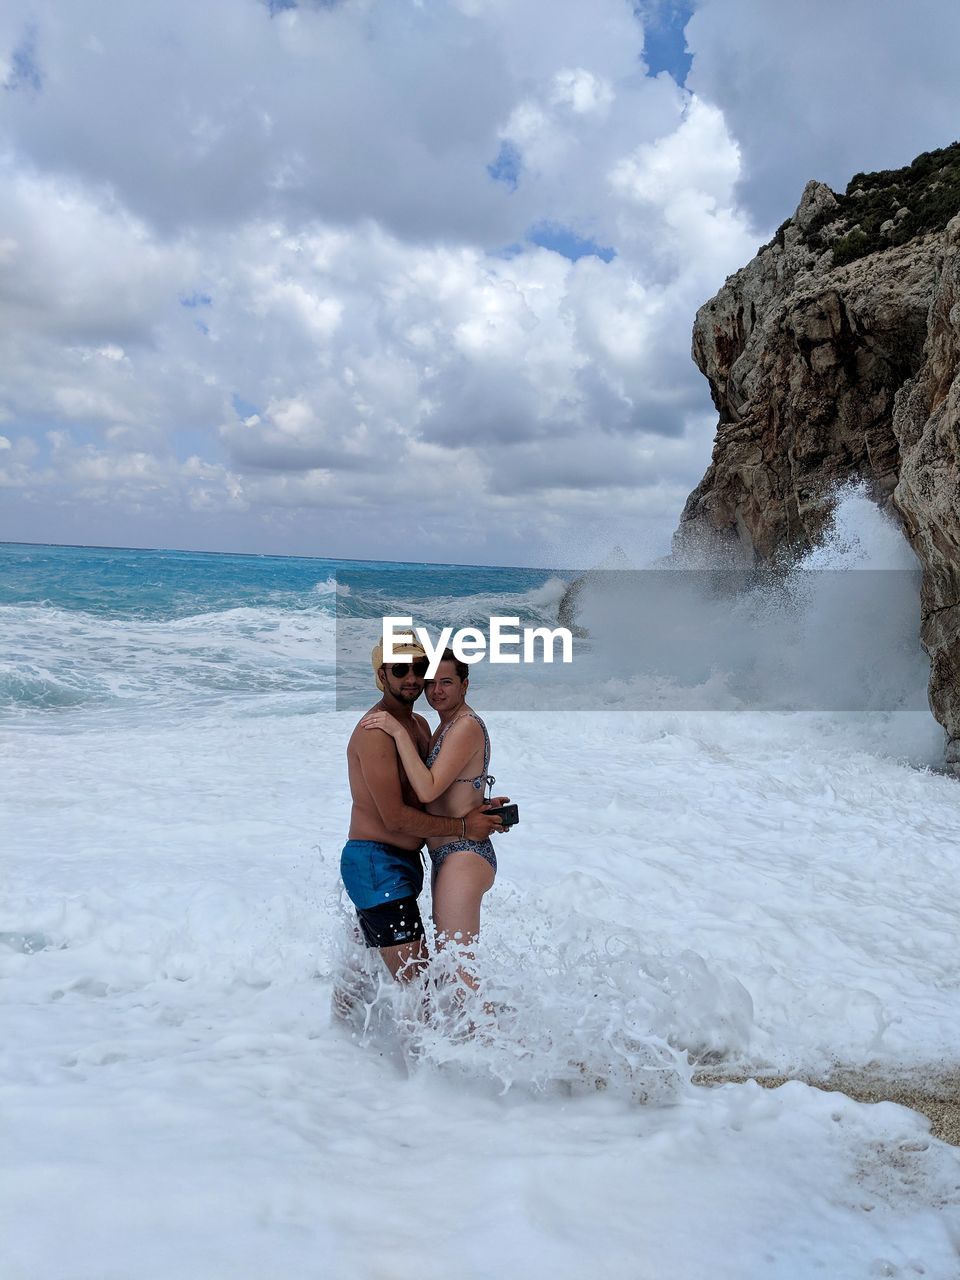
[329,889,757,1102]
[561,484,930,715]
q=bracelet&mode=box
[460,817,466,839]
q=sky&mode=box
[1,0,958,568]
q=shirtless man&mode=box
[340,639,504,982]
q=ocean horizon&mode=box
[0,538,555,573]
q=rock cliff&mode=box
[675,143,960,768]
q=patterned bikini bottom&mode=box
[429,837,497,875]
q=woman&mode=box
[361,648,501,993]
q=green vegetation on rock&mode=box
[831,141,960,266]
[781,141,960,268]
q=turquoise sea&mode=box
[0,542,564,717]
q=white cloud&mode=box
[3,0,956,563]
[0,31,761,563]
[612,97,740,208]
[550,69,614,117]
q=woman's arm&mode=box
[361,712,482,803]
[356,730,501,839]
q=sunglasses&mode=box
[388,660,429,679]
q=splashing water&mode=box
[800,481,919,571]
[329,882,756,1103]
[565,483,930,716]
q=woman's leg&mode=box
[431,850,495,994]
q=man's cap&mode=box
[371,638,428,691]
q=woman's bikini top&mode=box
[425,710,494,797]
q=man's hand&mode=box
[486,795,510,809]
[464,808,504,840]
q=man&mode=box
[340,639,504,982]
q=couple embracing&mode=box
[340,639,512,992]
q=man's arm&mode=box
[358,731,501,840]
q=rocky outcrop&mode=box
[675,144,960,768]
[894,215,960,767]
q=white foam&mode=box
[5,503,960,1274]
[0,602,338,713]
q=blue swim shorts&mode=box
[340,840,425,949]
